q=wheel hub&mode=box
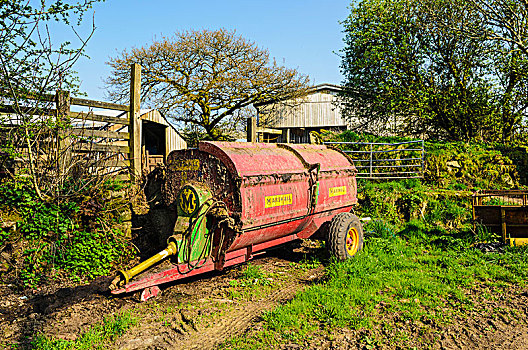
[346,227,360,256]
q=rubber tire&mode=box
[327,212,364,261]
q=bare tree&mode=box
[106,28,310,141]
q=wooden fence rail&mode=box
[0,64,143,183]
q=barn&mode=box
[254,84,346,143]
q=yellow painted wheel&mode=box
[346,226,360,256]
[327,213,364,261]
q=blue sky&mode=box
[60,0,351,100]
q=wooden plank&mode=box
[282,128,290,143]
[501,207,507,242]
[70,97,129,111]
[92,159,130,167]
[256,127,282,135]
[70,129,130,139]
[68,111,130,125]
[73,143,130,153]
[247,117,257,142]
[114,174,131,182]
[0,106,56,115]
[0,88,55,102]
[129,63,142,180]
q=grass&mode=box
[237,263,271,285]
[227,263,276,300]
[221,231,528,349]
[31,311,136,350]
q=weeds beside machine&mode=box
[110,141,363,300]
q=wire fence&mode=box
[324,140,425,179]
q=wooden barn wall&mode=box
[141,110,187,151]
[166,128,187,151]
[259,91,346,128]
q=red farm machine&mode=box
[110,141,363,300]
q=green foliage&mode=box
[32,311,136,350]
[425,141,518,189]
[327,130,522,188]
[230,263,272,287]
[241,263,265,280]
[364,220,396,239]
[474,223,501,243]
[0,177,132,287]
[54,228,131,281]
[0,228,9,245]
[340,0,528,142]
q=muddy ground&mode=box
[1,241,527,349]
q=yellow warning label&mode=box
[329,186,347,197]
[265,194,293,208]
[171,159,200,171]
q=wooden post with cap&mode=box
[129,63,142,182]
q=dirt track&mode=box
[1,241,527,349]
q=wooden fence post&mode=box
[281,128,290,143]
[247,117,257,142]
[55,90,71,178]
[129,63,142,181]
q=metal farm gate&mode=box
[324,140,425,179]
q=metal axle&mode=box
[110,240,178,290]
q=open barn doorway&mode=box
[142,120,167,172]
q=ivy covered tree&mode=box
[340,0,528,142]
[105,28,310,142]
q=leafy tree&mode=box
[340,0,528,142]
[468,0,528,56]
[105,28,310,141]
[465,0,528,139]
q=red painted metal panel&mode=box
[199,141,307,177]
[197,142,357,252]
[282,144,355,172]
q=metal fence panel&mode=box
[324,140,425,179]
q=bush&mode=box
[0,177,132,287]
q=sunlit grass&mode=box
[221,234,528,349]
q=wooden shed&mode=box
[70,108,187,173]
[139,109,187,171]
[255,84,346,143]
